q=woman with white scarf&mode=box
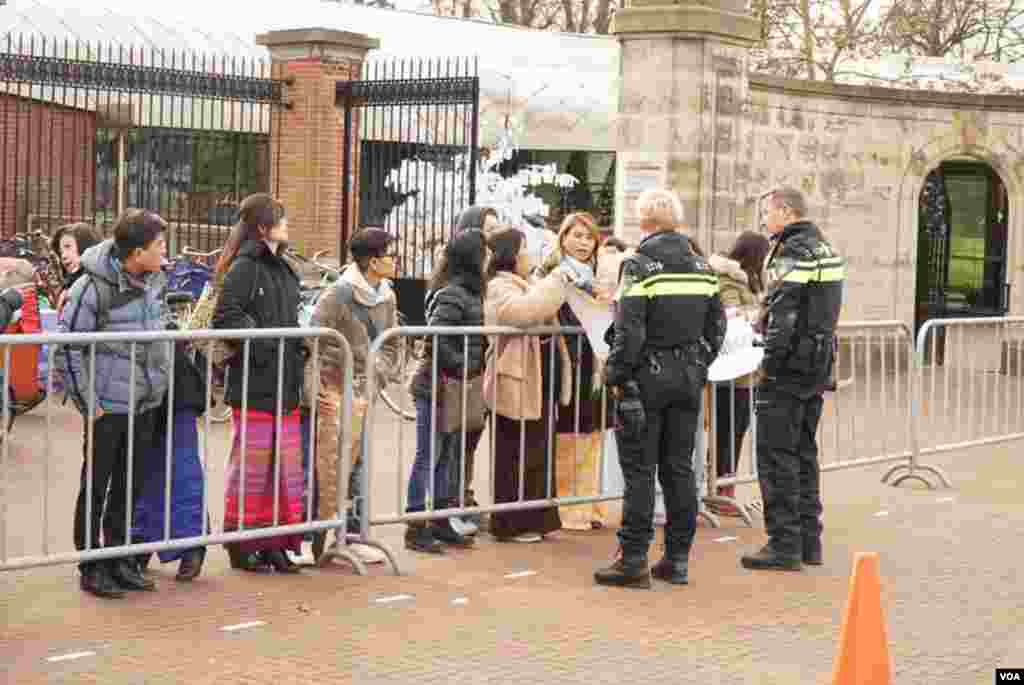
[535,212,611,531]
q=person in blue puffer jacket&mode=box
[59,209,171,599]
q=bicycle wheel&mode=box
[378,321,416,421]
[379,384,415,422]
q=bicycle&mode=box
[0,230,57,308]
[376,310,419,422]
[289,250,417,422]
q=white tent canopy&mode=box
[3,0,618,149]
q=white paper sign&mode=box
[565,286,615,360]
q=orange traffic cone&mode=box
[831,552,892,685]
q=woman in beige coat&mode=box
[535,212,610,530]
[707,230,770,516]
[484,226,573,542]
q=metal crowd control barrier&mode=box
[891,316,1024,489]
[364,325,730,574]
[0,326,395,574]
[708,321,920,520]
[361,319,955,574]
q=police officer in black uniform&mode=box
[596,189,726,589]
[741,187,845,571]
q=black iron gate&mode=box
[0,33,285,254]
[916,161,1009,330]
[337,57,479,322]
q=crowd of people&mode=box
[22,181,841,598]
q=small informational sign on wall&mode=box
[618,157,666,246]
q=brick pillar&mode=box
[256,28,380,261]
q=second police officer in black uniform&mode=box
[742,187,845,571]
[596,189,726,589]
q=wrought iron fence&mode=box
[0,33,285,255]
[337,57,479,281]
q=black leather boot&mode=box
[741,544,802,571]
[405,523,445,555]
[431,520,475,548]
[594,550,651,589]
[226,545,272,573]
[176,548,206,582]
[651,555,689,585]
[261,549,301,574]
[110,558,157,591]
[802,536,823,566]
[80,564,125,599]
[136,553,153,573]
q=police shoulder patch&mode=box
[644,259,663,275]
[614,257,643,301]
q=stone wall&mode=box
[611,3,1024,328]
[725,76,1024,326]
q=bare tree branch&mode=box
[429,0,619,34]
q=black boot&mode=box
[312,531,327,563]
[741,544,802,571]
[651,555,689,585]
[79,564,125,599]
[802,536,823,566]
[431,520,475,548]
[404,523,445,555]
[594,550,651,589]
[176,548,206,582]
[110,558,156,591]
[136,553,153,574]
[226,545,272,573]
[261,549,301,574]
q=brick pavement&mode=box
[3,438,1024,685]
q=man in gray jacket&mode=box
[60,210,170,598]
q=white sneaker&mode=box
[511,533,542,543]
[348,543,387,565]
[449,516,479,537]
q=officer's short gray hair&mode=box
[636,189,684,229]
[766,187,807,218]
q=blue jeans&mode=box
[406,396,454,513]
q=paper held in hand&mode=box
[564,282,765,384]
[565,286,614,360]
[707,316,764,382]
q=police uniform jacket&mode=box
[760,220,845,395]
[605,230,726,389]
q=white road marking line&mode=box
[936,496,956,503]
[503,570,537,579]
[713,536,738,543]
[873,510,889,517]
[220,621,266,632]
[452,597,469,605]
[47,651,96,663]
[374,594,413,604]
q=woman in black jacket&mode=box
[423,205,498,534]
[404,227,487,554]
[212,193,305,574]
